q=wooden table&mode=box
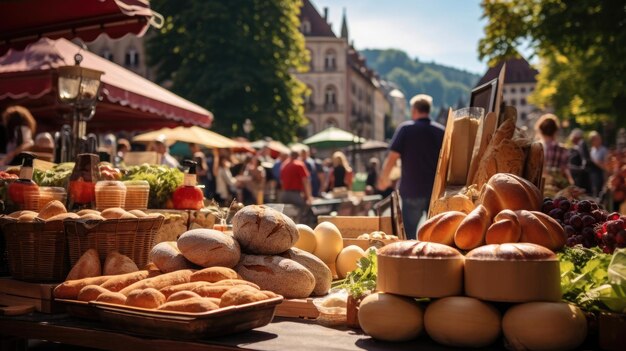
[0,312,461,351]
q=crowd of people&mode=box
[3,101,625,236]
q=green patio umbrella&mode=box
[302,127,365,149]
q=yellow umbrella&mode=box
[133,126,239,149]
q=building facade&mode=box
[86,34,155,81]
[297,0,389,140]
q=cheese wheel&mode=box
[465,243,561,302]
[294,224,317,253]
[312,222,343,263]
[377,241,464,298]
[503,302,587,351]
[335,245,366,279]
[358,292,424,342]
[424,297,501,348]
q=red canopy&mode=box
[0,38,213,132]
[0,0,156,56]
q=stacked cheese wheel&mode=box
[359,241,588,350]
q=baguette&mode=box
[95,291,127,305]
[190,267,238,283]
[126,288,166,309]
[191,285,241,298]
[119,269,194,296]
[454,205,491,250]
[219,286,272,307]
[160,282,212,298]
[157,297,219,313]
[166,291,201,302]
[77,285,110,302]
[54,275,113,300]
[100,270,155,292]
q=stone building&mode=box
[297,0,389,140]
[86,34,155,81]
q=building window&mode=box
[304,86,314,110]
[520,87,526,93]
[351,82,356,95]
[521,112,528,120]
[511,99,517,106]
[305,117,315,136]
[125,48,139,67]
[324,49,336,71]
[325,118,338,128]
[324,86,337,107]
[520,98,526,106]
[301,19,311,34]
[510,87,516,93]
[102,49,113,61]
[530,86,534,92]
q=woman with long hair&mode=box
[328,151,353,190]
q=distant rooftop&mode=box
[476,57,538,87]
[300,0,336,37]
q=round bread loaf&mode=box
[479,173,542,218]
[45,212,79,221]
[236,254,315,298]
[103,251,139,275]
[281,247,332,296]
[232,205,299,255]
[67,248,101,280]
[377,241,464,298]
[465,243,561,302]
[358,292,424,342]
[38,200,67,219]
[177,229,241,268]
[150,241,196,273]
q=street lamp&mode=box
[56,53,104,161]
[243,118,254,140]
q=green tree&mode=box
[146,0,309,142]
[478,0,626,126]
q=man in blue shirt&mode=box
[378,94,444,239]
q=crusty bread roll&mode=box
[103,251,139,275]
[417,211,466,246]
[281,247,332,296]
[53,275,112,300]
[479,173,542,218]
[485,210,522,245]
[190,267,238,283]
[119,269,194,296]
[77,209,101,216]
[220,286,273,307]
[149,241,196,273]
[236,254,314,299]
[516,210,566,251]
[454,205,491,250]
[430,193,475,217]
[177,229,241,268]
[77,285,110,302]
[101,207,128,219]
[67,249,101,280]
[128,209,148,218]
[80,213,105,221]
[17,212,38,222]
[232,205,299,255]
[37,200,67,219]
[95,291,127,305]
[46,212,80,221]
[157,297,219,313]
[211,279,260,289]
[126,288,166,309]
[192,285,238,298]
[100,270,155,292]
[166,290,201,302]
[8,210,36,218]
[160,282,212,298]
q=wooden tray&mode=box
[0,277,63,313]
[56,299,99,320]
[275,298,319,319]
[91,296,283,340]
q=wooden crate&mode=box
[0,277,63,313]
[275,298,319,319]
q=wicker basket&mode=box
[1,217,69,282]
[64,216,164,268]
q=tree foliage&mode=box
[146,0,309,142]
[361,49,480,115]
[479,0,626,126]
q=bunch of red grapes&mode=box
[541,197,626,253]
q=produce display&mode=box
[122,164,183,209]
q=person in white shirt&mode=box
[154,135,180,169]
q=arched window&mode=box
[125,47,139,67]
[520,98,527,106]
[304,86,314,110]
[306,48,313,71]
[305,117,315,137]
[324,49,336,71]
[324,85,337,110]
[325,118,338,129]
[301,19,311,34]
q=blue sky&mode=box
[312,0,487,74]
